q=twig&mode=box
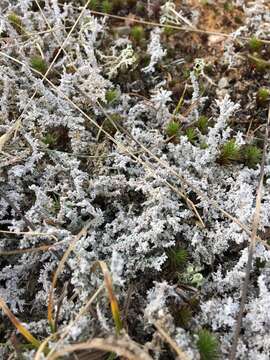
[88,10,270,44]
[229,105,270,360]
[154,321,190,360]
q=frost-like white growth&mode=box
[200,296,239,331]
[160,1,194,27]
[1,2,270,358]
[111,250,125,286]
[99,44,136,78]
[142,28,167,73]
[144,281,178,322]
[206,94,240,157]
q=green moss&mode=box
[8,12,25,35]
[167,248,188,269]
[248,37,263,53]
[197,115,209,134]
[102,114,123,136]
[105,89,119,104]
[223,2,233,11]
[42,133,58,147]
[200,141,208,149]
[164,26,175,37]
[219,139,240,164]
[87,0,99,10]
[135,2,145,14]
[242,145,262,168]
[196,329,220,360]
[166,120,180,137]
[30,56,47,75]
[130,25,145,43]
[102,0,113,13]
[177,305,193,328]
[248,54,270,73]
[186,127,197,144]
[256,87,270,107]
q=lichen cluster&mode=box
[0,1,270,359]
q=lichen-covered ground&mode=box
[0,1,270,359]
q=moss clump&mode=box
[102,114,123,137]
[101,0,113,13]
[177,305,193,328]
[30,56,47,75]
[186,127,197,144]
[42,133,58,148]
[166,120,180,137]
[248,37,263,53]
[164,26,175,37]
[167,248,188,269]
[223,2,234,12]
[87,0,99,10]
[219,139,240,164]
[242,145,262,168]
[196,329,220,360]
[248,54,270,73]
[197,116,209,134]
[256,87,270,107]
[105,89,119,104]
[8,12,25,35]
[130,26,145,43]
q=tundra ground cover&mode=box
[0,1,270,359]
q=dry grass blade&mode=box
[34,286,104,360]
[34,334,56,360]
[91,261,122,334]
[0,298,44,351]
[2,51,270,252]
[0,119,21,152]
[0,243,62,256]
[48,220,92,332]
[48,336,153,360]
[88,10,270,44]
[229,106,270,360]
[0,229,57,241]
[154,321,190,360]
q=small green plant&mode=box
[248,54,270,73]
[219,139,240,164]
[102,114,123,136]
[164,25,175,37]
[105,89,119,104]
[42,133,58,147]
[88,0,99,10]
[30,56,47,75]
[51,194,60,214]
[177,305,193,328]
[196,329,220,360]
[102,0,113,13]
[186,127,197,144]
[166,120,180,137]
[167,248,188,269]
[130,25,145,43]
[135,2,145,15]
[248,37,263,53]
[197,116,209,134]
[223,2,233,12]
[242,145,262,168]
[256,87,270,107]
[200,141,208,149]
[181,265,204,287]
[8,12,24,34]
